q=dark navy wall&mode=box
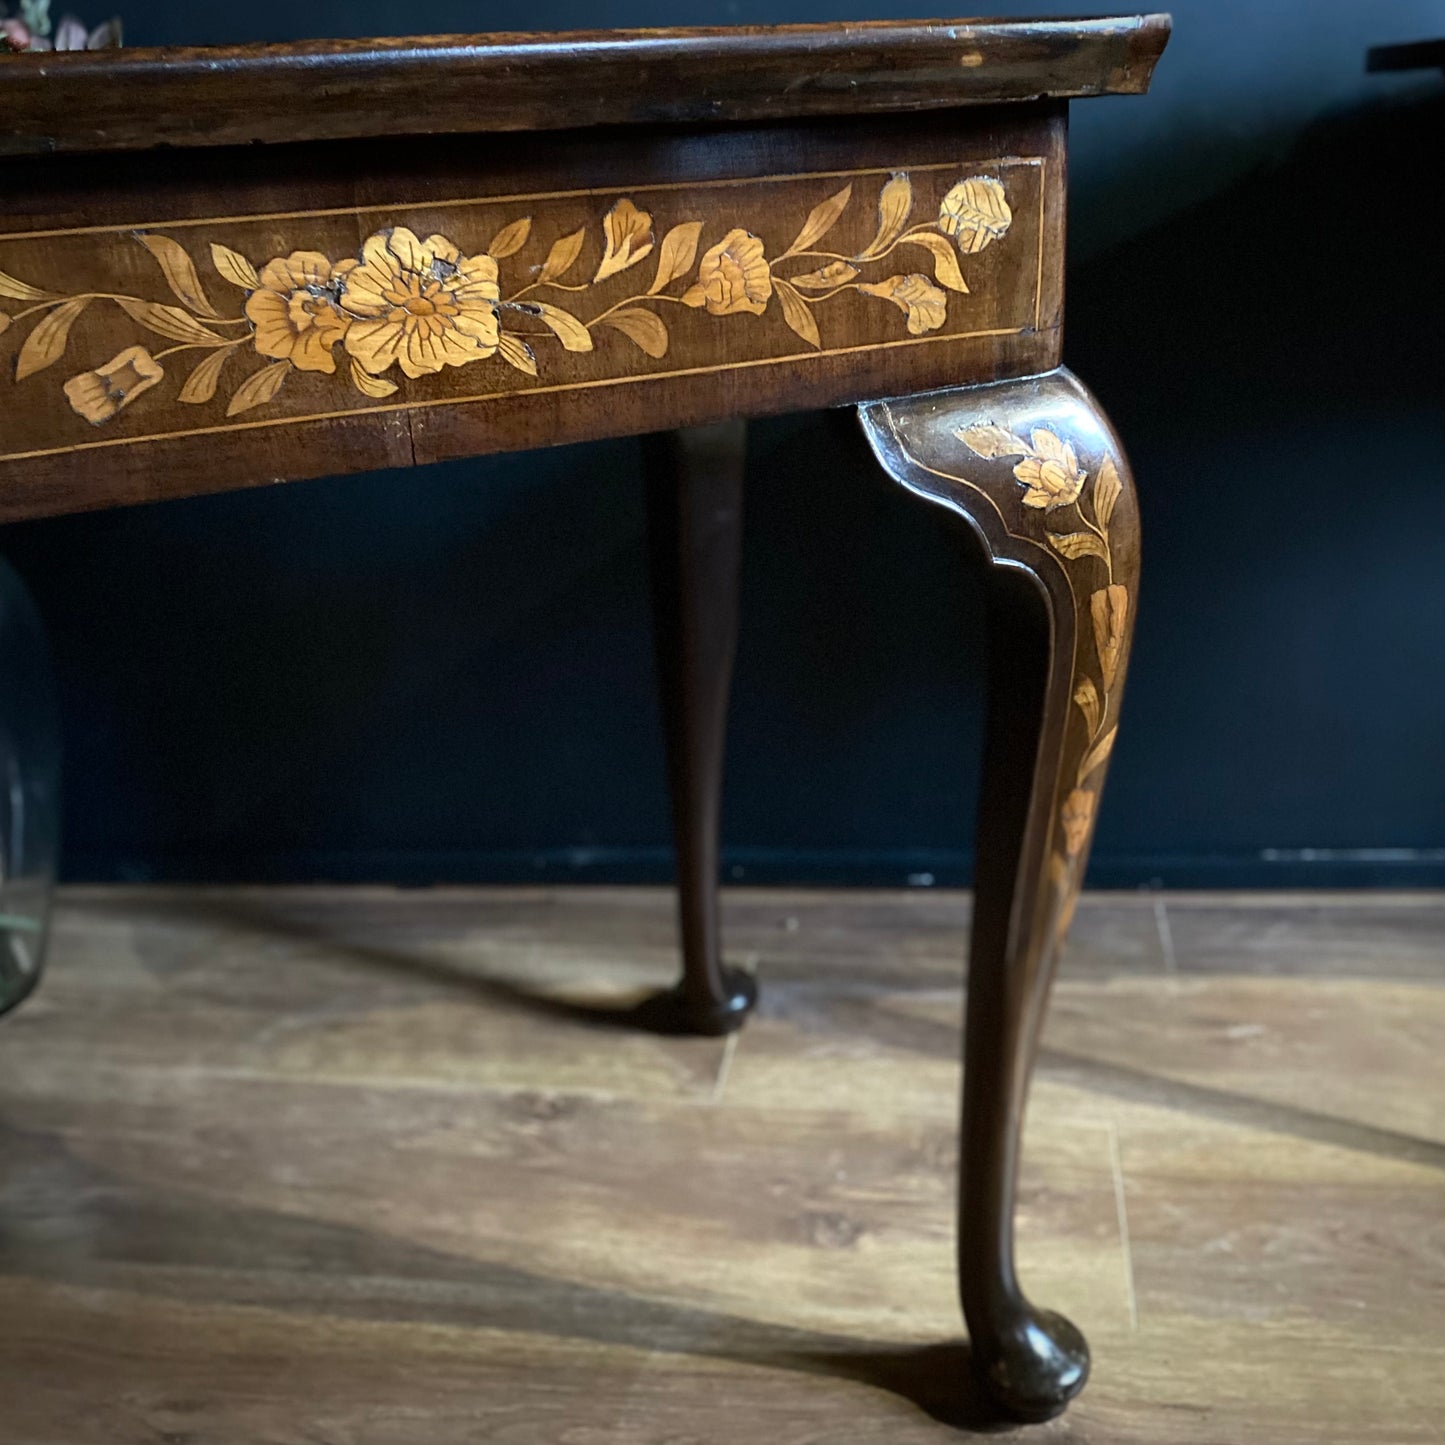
[4,1,1443,887]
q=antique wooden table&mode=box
[0,15,1169,1423]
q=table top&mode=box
[0,15,1170,157]
[1,16,1170,523]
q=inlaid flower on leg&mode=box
[859,369,1141,1424]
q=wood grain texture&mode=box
[0,109,1065,522]
[1,885,1441,1442]
[0,17,1171,157]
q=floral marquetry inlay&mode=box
[954,420,1130,943]
[0,163,1040,458]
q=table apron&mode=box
[0,107,1065,521]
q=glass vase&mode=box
[0,558,60,1017]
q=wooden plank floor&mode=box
[1,886,1442,1442]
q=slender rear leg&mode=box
[640,421,756,1036]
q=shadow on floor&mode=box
[0,1109,1009,1430]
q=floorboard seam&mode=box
[710,1031,739,1106]
[1107,1119,1140,1333]
[1153,893,1179,975]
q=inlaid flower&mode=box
[593,199,654,283]
[1061,788,1096,858]
[245,251,356,374]
[1013,429,1085,510]
[938,176,1012,255]
[858,273,948,335]
[682,229,772,317]
[341,228,501,380]
[63,345,163,425]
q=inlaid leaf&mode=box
[114,297,227,345]
[0,268,56,302]
[1094,455,1122,530]
[858,173,912,260]
[226,359,290,417]
[1090,584,1129,691]
[901,232,969,292]
[1077,725,1117,783]
[210,244,260,292]
[1073,677,1101,737]
[1047,530,1108,563]
[16,297,90,380]
[773,278,820,349]
[497,333,539,376]
[349,358,398,397]
[782,184,853,258]
[535,303,593,353]
[538,227,587,284]
[955,423,1031,459]
[938,175,1013,255]
[0,314,9,338]
[788,261,859,290]
[648,221,704,294]
[598,307,668,359]
[488,217,532,259]
[177,345,233,404]
[137,234,221,318]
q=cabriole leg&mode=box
[860,367,1139,1420]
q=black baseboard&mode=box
[63,846,1445,890]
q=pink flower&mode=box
[1,17,34,49]
[0,12,123,51]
